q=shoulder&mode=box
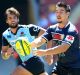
[27,24,43,31]
[18,24,28,28]
[47,24,57,32]
[26,24,38,28]
[49,24,57,29]
[3,28,10,36]
[19,24,45,30]
[26,24,42,36]
[68,22,78,34]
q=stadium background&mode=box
[0,0,80,75]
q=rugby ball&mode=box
[15,37,31,56]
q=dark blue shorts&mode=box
[52,65,80,75]
[21,56,45,75]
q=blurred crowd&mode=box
[38,0,78,28]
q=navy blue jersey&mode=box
[2,24,41,62]
[43,21,80,68]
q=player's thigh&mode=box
[11,65,33,75]
[52,73,57,75]
[39,72,48,75]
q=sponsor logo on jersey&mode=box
[65,35,74,44]
[7,35,11,38]
[53,33,64,40]
[20,32,25,36]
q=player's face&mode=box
[6,14,19,28]
[56,6,69,23]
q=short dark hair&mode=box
[56,2,71,12]
[5,7,20,18]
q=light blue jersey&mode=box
[2,24,40,62]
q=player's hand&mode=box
[33,49,46,56]
[7,48,14,55]
[45,55,53,65]
[1,48,14,60]
[7,48,19,59]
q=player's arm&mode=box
[32,26,47,47]
[34,43,70,56]
[37,27,46,37]
[28,24,46,37]
[1,46,12,60]
[45,40,58,65]
[45,43,70,55]
[31,36,46,48]
[45,40,53,65]
[32,27,75,56]
[28,24,47,48]
[44,34,75,56]
[1,36,13,60]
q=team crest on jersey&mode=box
[53,33,64,40]
[20,32,25,36]
[65,35,74,44]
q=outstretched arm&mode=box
[29,24,47,48]
[45,40,53,65]
[37,27,46,37]
[45,40,58,65]
[34,43,70,56]
[31,36,46,48]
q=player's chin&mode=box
[57,21,62,23]
[9,24,18,28]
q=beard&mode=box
[9,23,18,28]
[57,21,62,23]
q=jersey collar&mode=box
[8,25,21,35]
[57,21,70,29]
